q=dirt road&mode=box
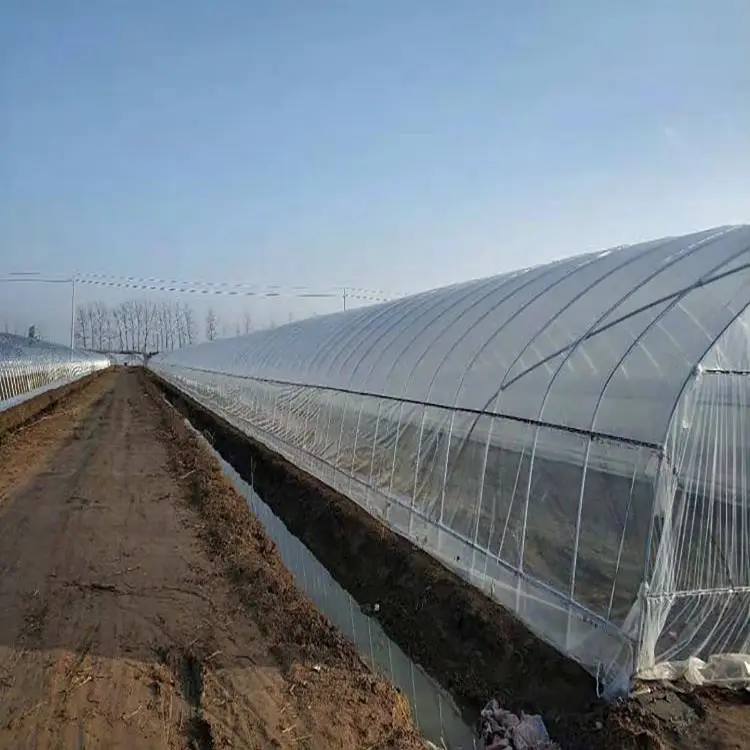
[0,370,423,750]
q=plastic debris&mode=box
[513,713,550,750]
[478,699,561,750]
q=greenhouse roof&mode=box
[162,225,750,448]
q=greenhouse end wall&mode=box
[150,224,750,694]
[0,333,111,410]
[637,310,750,686]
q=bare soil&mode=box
[0,370,104,436]
[0,369,424,750]
[152,373,750,750]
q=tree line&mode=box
[74,299,255,352]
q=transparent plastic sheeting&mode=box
[0,333,110,410]
[150,225,750,695]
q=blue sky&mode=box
[1,1,749,342]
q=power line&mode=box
[0,277,73,284]
[75,272,403,301]
[74,277,392,303]
[0,274,401,303]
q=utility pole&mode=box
[70,276,76,349]
[343,287,347,311]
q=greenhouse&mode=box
[0,333,110,408]
[151,224,750,694]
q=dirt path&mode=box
[0,370,423,750]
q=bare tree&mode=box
[92,302,110,349]
[112,306,124,351]
[164,301,175,350]
[85,303,97,348]
[133,301,142,351]
[183,304,196,345]
[175,302,186,349]
[242,311,253,334]
[140,300,154,352]
[73,297,200,352]
[156,302,167,352]
[205,308,218,341]
[128,301,137,351]
[75,306,89,348]
[124,302,134,351]
[109,301,135,352]
[119,301,132,351]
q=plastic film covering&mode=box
[0,334,111,411]
[150,225,750,694]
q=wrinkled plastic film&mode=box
[639,307,750,683]
[0,333,110,411]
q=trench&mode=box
[186,417,479,749]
